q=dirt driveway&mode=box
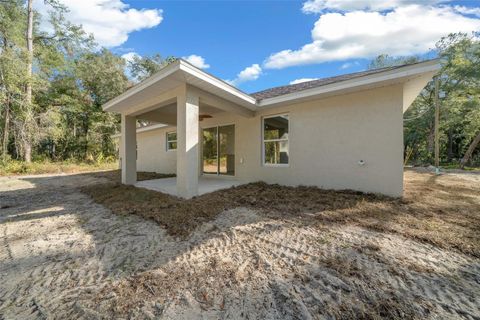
[0,171,479,319]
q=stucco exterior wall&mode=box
[125,84,404,197]
[118,126,177,174]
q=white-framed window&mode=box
[262,114,289,166]
[166,131,177,151]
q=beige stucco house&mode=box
[105,59,440,199]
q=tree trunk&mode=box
[83,116,89,160]
[460,130,480,169]
[426,124,435,162]
[2,98,10,158]
[24,0,34,163]
[24,141,32,163]
[0,51,9,159]
[447,128,454,163]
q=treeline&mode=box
[0,1,479,168]
[0,0,171,163]
[403,33,480,168]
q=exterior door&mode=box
[202,125,235,175]
[202,127,218,174]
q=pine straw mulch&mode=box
[81,169,480,258]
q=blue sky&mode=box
[117,1,320,92]
[37,0,480,93]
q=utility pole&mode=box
[434,76,440,174]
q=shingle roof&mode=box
[250,61,430,101]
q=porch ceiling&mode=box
[135,103,228,125]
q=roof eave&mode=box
[103,59,256,113]
[103,58,441,113]
[178,60,257,108]
[257,59,441,107]
[103,60,182,112]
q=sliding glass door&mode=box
[202,127,218,174]
[219,125,235,175]
[202,125,235,175]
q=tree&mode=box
[75,49,128,159]
[0,0,27,160]
[368,54,420,70]
[395,33,480,167]
[403,82,437,164]
[436,33,480,168]
[371,34,480,168]
[461,132,480,167]
[23,0,34,162]
[127,53,176,82]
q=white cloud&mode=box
[289,78,319,84]
[302,0,448,13]
[182,55,210,69]
[454,5,480,17]
[34,0,163,47]
[121,51,140,63]
[340,61,360,69]
[265,5,480,69]
[227,64,262,86]
[120,52,140,81]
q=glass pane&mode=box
[202,127,218,174]
[264,115,289,140]
[167,142,177,150]
[218,125,235,175]
[167,132,177,142]
[264,141,289,164]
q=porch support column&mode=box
[121,114,137,184]
[176,88,199,198]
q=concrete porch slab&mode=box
[135,176,242,197]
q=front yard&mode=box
[0,169,479,319]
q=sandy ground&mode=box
[0,171,479,319]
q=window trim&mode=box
[166,131,177,151]
[262,113,290,167]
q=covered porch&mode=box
[103,59,256,198]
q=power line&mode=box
[403,104,434,121]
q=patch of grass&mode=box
[440,163,480,171]
[0,159,118,176]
